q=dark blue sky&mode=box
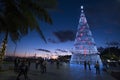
[6,0,120,56]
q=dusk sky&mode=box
[3,0,120,57]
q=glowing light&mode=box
[77,37,81,41]
[107,59,110,62]
[70,5,101,65]
[84,48,86,56]
[80,33,83,36]
[51,55,58,59]
[81,6,83,9]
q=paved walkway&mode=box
[0,62,117,80]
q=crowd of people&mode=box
[13,58,61,80]
[35,58,47,73]
[13,58,100,80]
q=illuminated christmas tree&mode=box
[70,6,102,64]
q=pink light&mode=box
[77,37,81,41]
[84,48,86,56]
[88,42,91,45]
[80,33,83,36]
[80,26,85,31]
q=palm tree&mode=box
[0,0,57,62]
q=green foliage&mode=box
[0,0,57,43]
[0,0,57,63]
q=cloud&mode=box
[53,30,76,42]
[56,49,68,52]
[47,38,58,43]
[35,48,51,53]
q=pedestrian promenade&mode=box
[0,62,117,80]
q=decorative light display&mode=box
[73,6,98,54]
[70,6,102,65]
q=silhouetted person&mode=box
[14,58,18,72]
[95,61,100,74]
[16,59,29,80]
[42,60,47,73]
[39,59,44,73]
[87,61,91,70]
[14,58,21,72]
[84,60,87,70]
[28,59,31,68]
[56,59,60,69]
[35,60,39,70]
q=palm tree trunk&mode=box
[0,31,8,63]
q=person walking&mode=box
[16,59,29,80]
[42,60,47,73]
[87,61,91,70]
[56,59,60,69]
[35,60,39,70]
[39,58,44,73]
[95,61,100,74]
[84,60,87,70]
[14,58,18,72]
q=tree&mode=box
[97,47,104,53]
[0,0,57,62]
[100,47,120,61]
